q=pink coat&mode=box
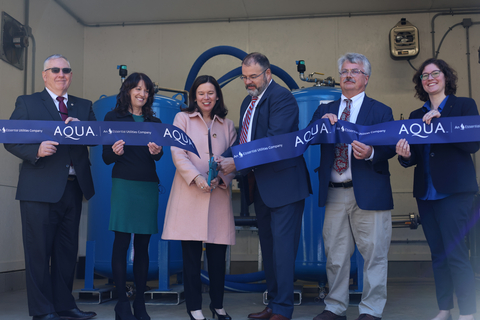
[162,112,237,245]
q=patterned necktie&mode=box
[333,99,352,174]
[56,96,68,121]
[239,96,258,144]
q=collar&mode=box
[188,111,224,124]
[340,91,365,105]
[45,87,68,102]
[422,95,449,113]
[255,79,273,102]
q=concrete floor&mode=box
[1,278,479,320]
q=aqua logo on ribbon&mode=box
[54,125,97,140]
[232,116,480,171]
[0,120,199,156]
[398,122,446,139]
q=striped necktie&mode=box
[239,96,258,144]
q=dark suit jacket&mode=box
[4,89,96,203]
[102,110,163,182]
[309,95,396,210]
[399,95,479,197]
[226,80,311,208]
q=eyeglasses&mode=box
[339,69,367,77]
[44,67,72,74]
[240,68,268,81]
[420,70,442,81]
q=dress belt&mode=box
[329,180,353,188]
[67,175,76,181]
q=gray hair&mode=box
[43,54,70,70]
[337,53,371,77]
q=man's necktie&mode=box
[56,96,68,121]
[239,96,258,144]
[333,99,352,174]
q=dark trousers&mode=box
[20,178,83,316]
[417,192,477,315]
[254,184,304,319]
[181,241,227,311]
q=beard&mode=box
[245,76,268,97]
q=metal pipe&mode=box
[23,0,29,95]
[431,11,480,57]
[29,33,35,93]
[53,1,479,29]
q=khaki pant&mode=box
[323,186,392,318]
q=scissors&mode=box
[207,128,218,186]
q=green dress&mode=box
[108,114,159,234]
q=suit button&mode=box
[430,153,435,157]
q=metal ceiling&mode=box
[53,0,480,27]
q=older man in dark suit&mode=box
[218,52,311,320]
[309,53,396,320]
[4,54,96,320]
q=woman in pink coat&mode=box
[162,75,236,320]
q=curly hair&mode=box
[182,75,228,119]
[114,72,155,118]
[412,58,458,102]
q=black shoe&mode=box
[133,299,151,320]
[57,308,96,320]
[210,305,232,320]
[33,313,62,320]
[114,301,136,320]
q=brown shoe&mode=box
[354,314,381,320]
[313,310,347,320]
[248,307,273,319]
[270,314,290,320]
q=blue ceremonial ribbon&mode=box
[0,120,199,157]
[232,115,480,171]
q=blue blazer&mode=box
[226,80,311,208]
[4,89,96,203]
[399,95,479,197]
[309,95,396,210]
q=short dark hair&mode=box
[183,75,228,119]
[114,72,155,118]
[412,58,458,102]
[242,52,270,70]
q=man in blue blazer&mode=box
[219,52,311,320]
[309,53,396,320]
[4,54,96,320]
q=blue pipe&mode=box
[185,45,299,91]
[200,270,267,293]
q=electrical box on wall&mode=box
[389,18,419,60]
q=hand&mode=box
[216,156,236,175]
[37,141,59,158]
[64,117,79,124]
[321,113,338,125]
[194,175,211,193]
[351,140,372,160]
[396,138,411,160]
[422,109,441,125]
[112,140,125,156]
[209,177,220,190]
[148,142,162,155]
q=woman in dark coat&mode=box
[103,72,163,320]
[396,58,478,320]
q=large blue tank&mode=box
[293,86,362,290]
[87,94,184,281]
